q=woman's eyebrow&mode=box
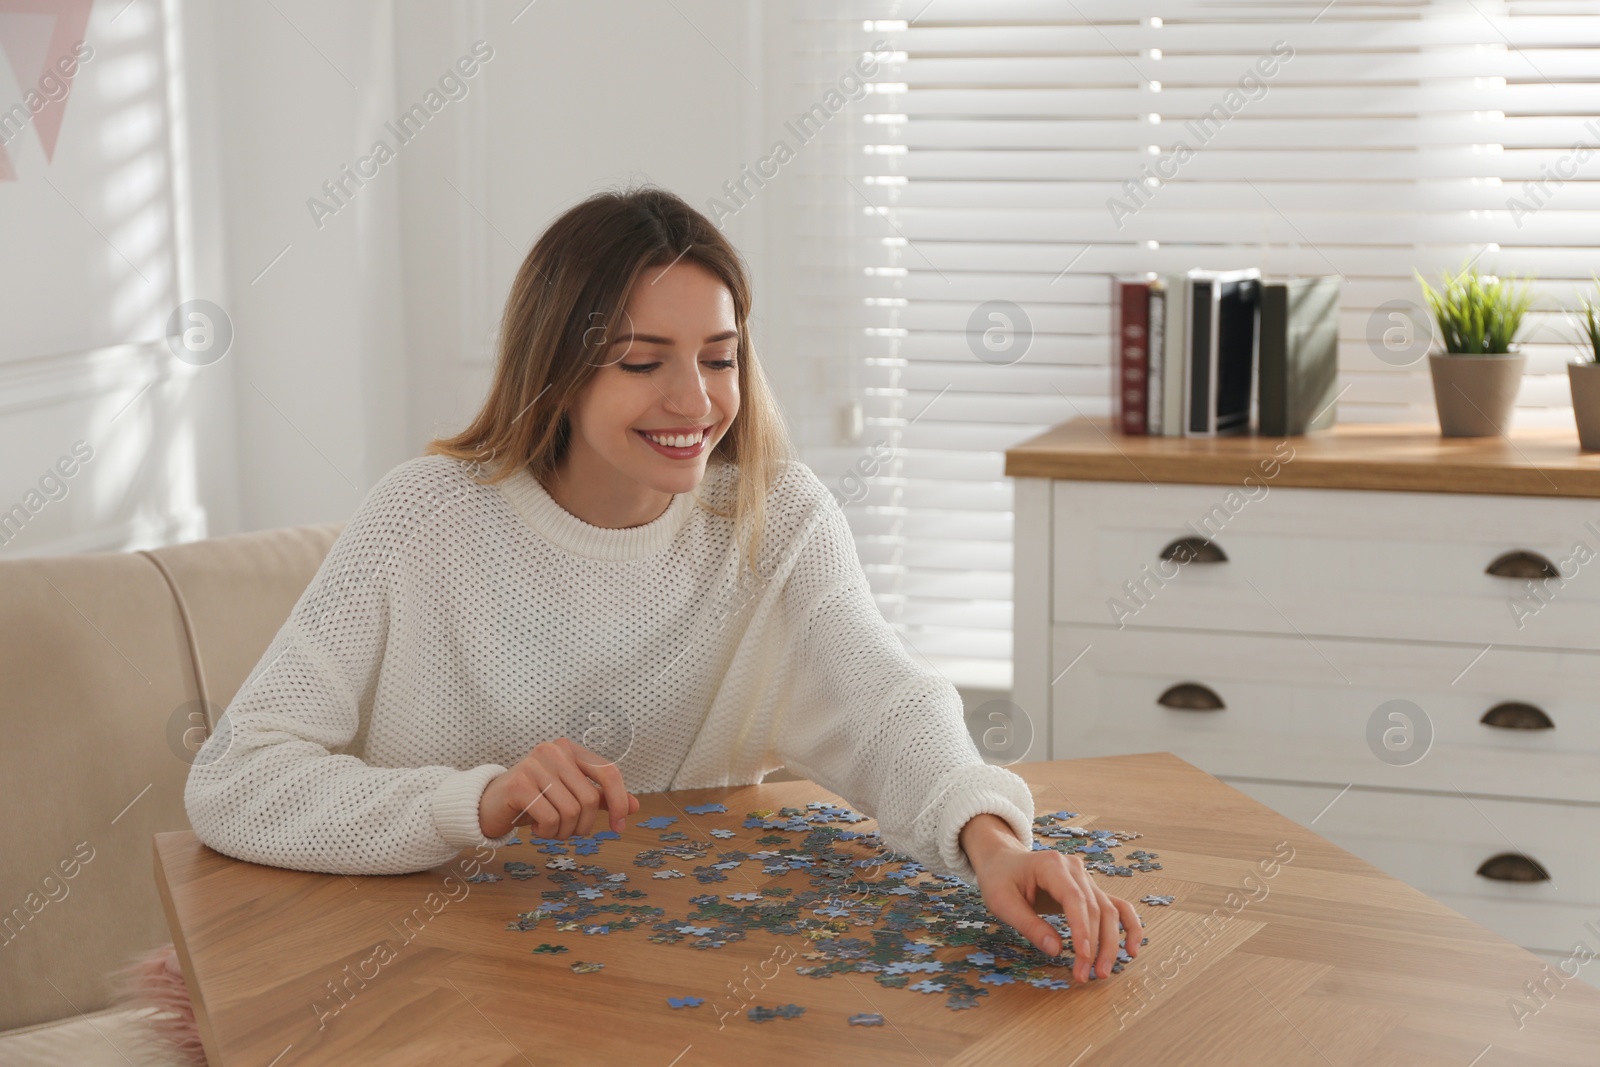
[613,330,739,345]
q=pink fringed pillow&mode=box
[109,942,206,1067]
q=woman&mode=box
[185,185,1142,986]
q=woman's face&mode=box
[563,259,741,498]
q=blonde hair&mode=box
[427,185,791,573]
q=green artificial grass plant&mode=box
[1574,275,1600,364]
[1414,260,1535,355]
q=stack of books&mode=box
[1112,270,1341,437]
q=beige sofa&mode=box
[0,523,343,1064]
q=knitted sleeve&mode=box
[769,467,1037,884]
[183,460,516,875]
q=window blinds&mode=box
[776,0,1600,691]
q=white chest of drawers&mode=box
[1009,419,1600,984]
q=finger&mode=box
[574,752,633,832]
[552,759,605,838]
[528,792,565,838]
[522,759,582,838]
[1077,869,1103,941]
[507,775,561,838]
[983,877,1069,958]
[1111,894,1144,958]
[562,735,614,769]
[1093,888,1121,979]
[1043,860,1096,985]
[1076,872,1102,973]
[1060,858,1102,978]
[544,778,582,839]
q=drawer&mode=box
[1231,781,1600,952]
[1049,624,1600,803]
[1052,480,1600,651]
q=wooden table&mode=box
[155,752,1600,1065]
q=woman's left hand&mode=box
[961,813,1144,987]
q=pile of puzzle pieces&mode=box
[500,801,1163,1019]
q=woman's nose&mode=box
[660,361,713,420]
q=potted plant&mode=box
[1415,261,1535,437]
[1571,276,1600,451]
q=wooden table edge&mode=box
[154,832,223,1067]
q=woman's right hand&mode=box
[478,737,641,840]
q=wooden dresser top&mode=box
[1005,418,1600,499]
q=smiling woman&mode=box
[181,185,1143,987]
[430,185,788,572]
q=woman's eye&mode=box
[617,355,735,373]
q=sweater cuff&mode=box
[936,765,1037,885]
[431,764,514,850]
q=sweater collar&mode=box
[497,466,698,561]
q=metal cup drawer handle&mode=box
[1159,536,1227,564]
[1480,702,1555,731]
[1476,853,1551,883]
[1485,550,1559,580]
[1157,682,1226,711]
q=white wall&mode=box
[205,0,408,530]
[0,0,240,557]
[0,0,775,556]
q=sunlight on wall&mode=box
[55,0,206,550]
[100,7,170,334]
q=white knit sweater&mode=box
[183,455,1036,883]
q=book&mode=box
[1113,277,1150,434]
[1217,275,1259,435]
[1161,273,1187,436]
[1147,282,1166,435]
[1259,275,1342,436]
[1184,268,1261,436]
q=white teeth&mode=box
[643,429,705,449]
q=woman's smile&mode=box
[635,425,714,458]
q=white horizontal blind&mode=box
[778,0,1600,691]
